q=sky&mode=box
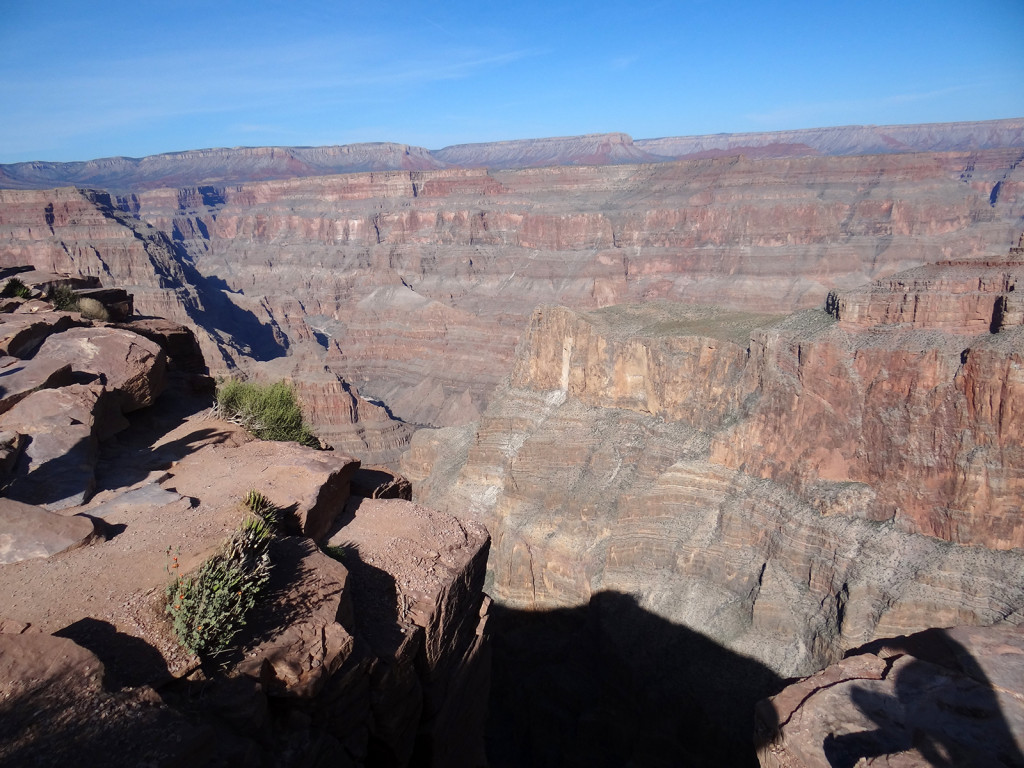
[1,0,1022,163]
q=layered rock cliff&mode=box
[114,146,1024,431]
[2,132,1022,446]
[2,118,1022,190]
[403,247,1024,764]
[0,187,414,464]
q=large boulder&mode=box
[112,317,208,374]
[755,624,1024,767]
[0,498,96,564]
[0,312,83,358]
[36,326,167,412]
[0,383,117,508]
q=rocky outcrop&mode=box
[755,625,1024,767]
[0,285,186,510]
[0,302,491,767]
[406,246,1024,764]
[0,188,418,465]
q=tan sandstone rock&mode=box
[164,438,359,542]
[0,498,97,564]
[36,326,168,412]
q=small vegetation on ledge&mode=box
[47,284,80,312]
[165,491,283,656]
[1,277,33,299]
[215,378,319,447]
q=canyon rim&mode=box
[1,119,1024,766]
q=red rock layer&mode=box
[116,148,1023,428]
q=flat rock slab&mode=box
[0,355,73,415]
[163,439,359,542]
[0,498,96,564]
[37,326,167,412]
[0,312,82,358]
[756,624,1024,767]
[81,482,185,521]
[0,384,107,509]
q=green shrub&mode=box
[216,379,319,447]
[48,284,80,311]
[165,512,274,657]
[1,277,32,299]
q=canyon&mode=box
[2,119,1024,765]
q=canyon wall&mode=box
[403,252,1024,762]
[128,148,1023,431]
[2,118,1022,190]
[2,135,1022,457]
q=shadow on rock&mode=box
[53,617,172,690]
[0,632,213,767]
[823,628,1024,768]
[487,590,784,768]
[172,244,288,363]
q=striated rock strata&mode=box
[405,247,1024,764]
[0,188,415,464]
[120,146,1024,432]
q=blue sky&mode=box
[1,0,1022,163]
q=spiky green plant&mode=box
[48,284,80,311]
[244,488,283,528]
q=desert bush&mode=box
[215,379,318,447]
[48,284,80,311]
[165,511,274,656]
[1,277,32,299]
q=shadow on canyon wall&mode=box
[173,252,289,363]
[485,591,785,768]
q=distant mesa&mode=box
[1,117,1022,192]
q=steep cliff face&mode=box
[2,143,1023,450]
[403,253,1024,762]
[0,187,413,463]
[112,147,1024,430]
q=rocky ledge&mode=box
[756,624,1024,767]
[0,271,490,767]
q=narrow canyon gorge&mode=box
[1,119,1023,766]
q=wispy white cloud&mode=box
[610,55,638,71]
[0,36,538,159]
